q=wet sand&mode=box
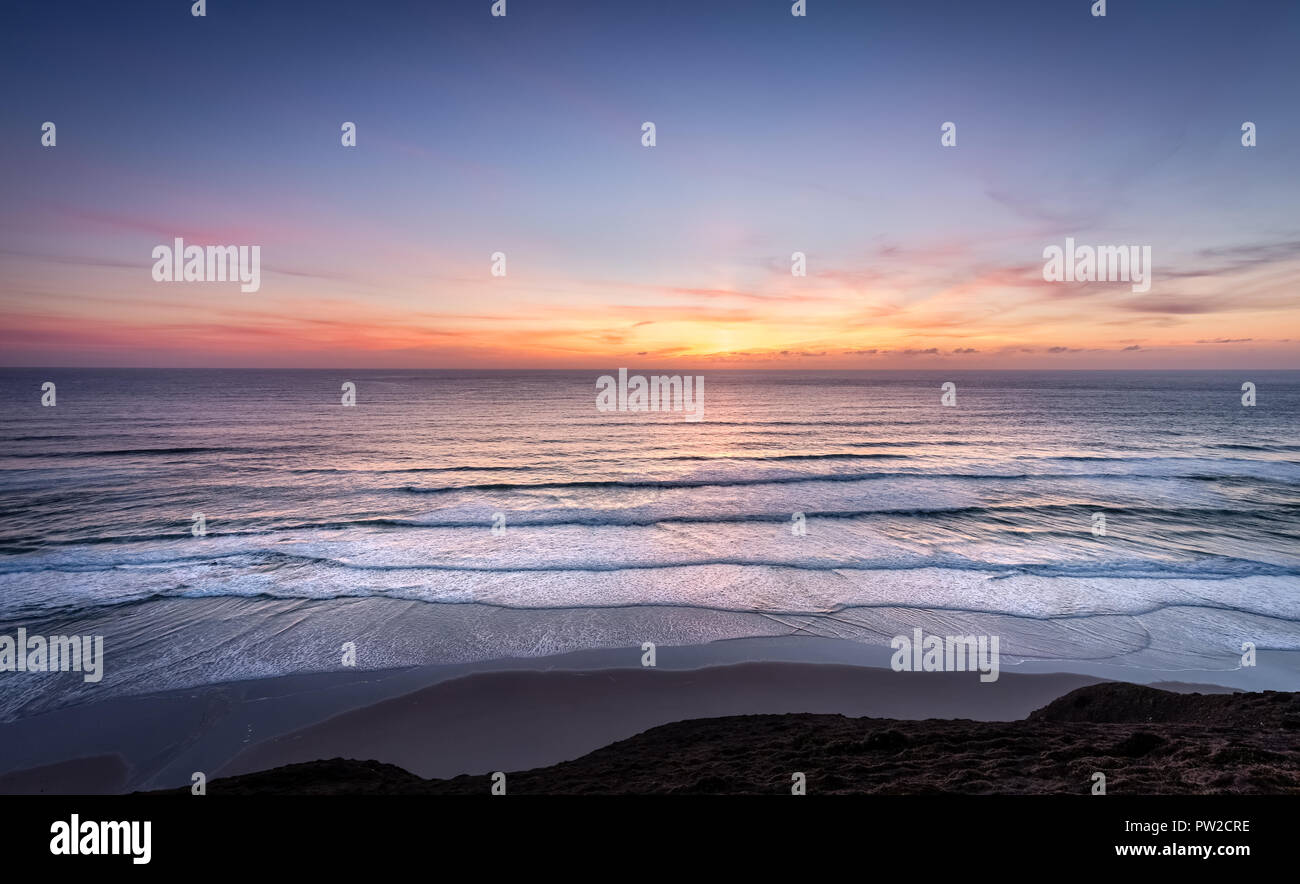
[1,633,1255,794]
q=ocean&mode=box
[1,368,1297,720]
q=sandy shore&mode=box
[0,635,1259,794]
[217,663,1109,782]
[151,683,1300,795]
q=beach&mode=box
[4,631,1292,795]
[143,683,1300,796]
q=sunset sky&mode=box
[2,0,1297,369]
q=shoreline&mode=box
[0,633,1268,794]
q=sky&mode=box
[1,0,1298,369]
